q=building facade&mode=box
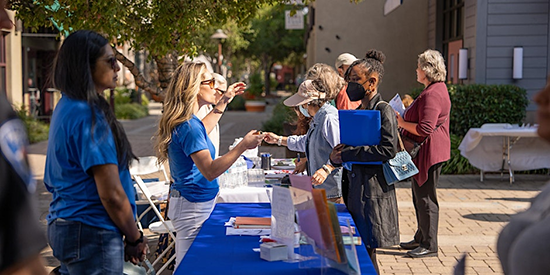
[306,0,429,101]
[307,0,550,122]
[2,9,22,107]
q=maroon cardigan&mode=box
[402,82,451,186]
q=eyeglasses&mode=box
[201,78,215,89]
[106,57,117,70]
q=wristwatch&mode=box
[126,230,144,246]
[277,136,283,146]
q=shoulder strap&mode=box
[374,100,388,110]
[417,116,449,146]
[374,100,405,151]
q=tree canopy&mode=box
[10,0,355,100]
[238,4,306,95]
[10,0,296,100]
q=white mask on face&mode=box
[299,104,311,118]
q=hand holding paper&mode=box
[389,93,406,116]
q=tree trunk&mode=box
[114,48,178,102]
[154,51,179,92]
[262,55,272,96]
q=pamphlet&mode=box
[389,93,406,116]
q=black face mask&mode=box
[346,81,368,101]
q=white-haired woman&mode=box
[264,75,344,204]
[154,62,264,268]
[396,49,451,258]
[195,73,228,157]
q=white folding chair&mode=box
[130,157,176,275]
[129,156,169,231]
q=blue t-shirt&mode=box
[168,115,218,202]
[44,96,136,232]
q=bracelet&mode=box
[126,230,144,246]
[322,164,332,174]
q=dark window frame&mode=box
[440,0,465,60]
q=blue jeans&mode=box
[48,219,124,275]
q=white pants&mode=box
[167,195,217,271]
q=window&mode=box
[441,0,464,59]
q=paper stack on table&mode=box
[225,217,272,236]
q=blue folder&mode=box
[338,110,382,165]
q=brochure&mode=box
[389,93,406,116]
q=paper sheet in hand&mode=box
[389,93,406,116]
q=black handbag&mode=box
[401,117,447,159]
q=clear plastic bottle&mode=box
[234,156,248,188]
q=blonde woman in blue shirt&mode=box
[154,62,264,269]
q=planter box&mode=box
[244,100,266,112]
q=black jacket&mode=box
[340,93,400,248]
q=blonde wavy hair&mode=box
[155,62,208,163]
[418,49,447,83]
[304,63,345,106]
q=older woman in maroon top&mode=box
[396,49,451,258]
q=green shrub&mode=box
[441,134,477,174]
[408,84,528,137]
[115,103,149,119]
[140,94,150,106]
[409,83,528,174]
[15,107,49,144]
[113,87,132,105]
[261,100,296,135]
[450,84,528,136]
[227,95,246,111]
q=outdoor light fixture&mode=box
[513,47,523,80]
[458,48,468,80]
[210,29,228,74]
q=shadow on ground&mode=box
[462,213,511,222]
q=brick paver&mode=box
[28,102,549,274]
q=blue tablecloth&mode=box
[175,203,376,275]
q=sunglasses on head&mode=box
[201,78,216,89]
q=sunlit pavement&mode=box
[29,101,549,274]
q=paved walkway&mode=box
[28,102,549,274]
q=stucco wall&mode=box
[5,10,23,107]
[306,0,429,100]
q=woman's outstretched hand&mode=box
[262,132,280,145]
[241,130,266,149]
[223,82,246,100]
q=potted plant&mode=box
[243,72,266,112]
